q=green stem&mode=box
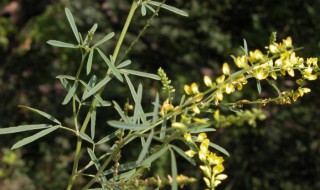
[66,2,138,189]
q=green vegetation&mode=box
[1,0,320,189]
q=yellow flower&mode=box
[215,174,228,180]
[199,150,207,161]
[213,164,225,174]
[200,165,211,178]
[197,133,207,141]
[208,153,224,165]
[192,104,200,114]
[225,83,235,94]
[234,55,248,68]
[215,91,223,102]
[172,122,187,130]
[283,37,292,48]
[269,44,279,54]
[185,150,196,157]
[191,83,200,94]
[254,67,268,80]
[216,75,226,84]
[184,133,192,142]
[222,63,230,76]
[200,139,210,153]
[204,76,213,87]
[184,84,192,95]
[249,49,264,63]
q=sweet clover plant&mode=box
[0,1,319,190]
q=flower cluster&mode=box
[182,36,319,108]
[184,133,227,189]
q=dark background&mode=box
[0,0,320,189]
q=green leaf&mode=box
[267,78,282,96]
[133,84,147,123]
[56,75,76,81]
[145,4,156,13]
[47,40,77,48]
[87,148,100,170]
[137,130,154,163]
[170,149,178,190]
[79,132,94,144]
[62,81,78,105]
[257,79,262,94]
[141,146,169,166]
[97,48,123,82]
[112,101,131,123]
[116,60,131,69]
[141,4,147,16]
[152,93,160,124]
[11,126,59,150]
[0,124,51,135]
[18,105,61,125]
[121,69,160,80]
[86,49,94,75]
[94,32,115,47]
[241,38,248,56]
[107,121,148,130]
[160,117,167,140]
[171,145,196,166]
[84,23,98,45]
[103,161,139,176]
[65,8,80,43]
[209,142,230,157]
[148,1,189,17]
[96,130,121,145]
[189,128,216,134]
[90,107,96,139]
[83,76,111,100]
[87,148,108,183]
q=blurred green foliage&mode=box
[0,0,319,189]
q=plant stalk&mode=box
[66,1,138,189]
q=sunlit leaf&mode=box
[97,48,123,82]
[0,124,51,135]
[86,49,94,75]
[170,148,178,190]
[94,32,115,47]
[18,105,61,125]
[152,93,160,124]
[90,107,96,139]
[141,4,147,16]
[148,1,189,17]
[107,121,148,130]
[47,40,77,48]
[65,8,80,43]
[116,60,131,69]
[11,126,59,150]
[121,69,160,80]
[209,142,230,157]
[137,130,154,163]
[257,80,262,94]
[84,23,98,45]
[141,146,169,166]
[160,117,167,140]
[62,81,78,105]
[103,161,139,176]
[56,75,76,81]
[96,130,121,145]
[79,131,94,144]
[171,145,196,166]
[112,101,131,123]
[82,76,111,100]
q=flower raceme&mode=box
[169,35,319,189]
[182,36,318,107]
[184,133,228,189]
